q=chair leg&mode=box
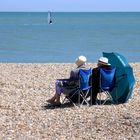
[62,95,77,107]
[99,91,102,105]
[80,90,90,106]
[81,96,89,105]
[62,89,91,107]
[99,91,114,105]
[65,90,81,107]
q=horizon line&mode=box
[0,11,140,13]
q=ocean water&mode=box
[0,12,140,63]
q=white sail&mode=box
[48,11,52,24]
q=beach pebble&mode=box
[0,63,140,139]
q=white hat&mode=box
[75,55,87,67]
[98,57,111,66]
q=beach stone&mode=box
[0,63,139,139]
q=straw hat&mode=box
[98,57,111,66]
[75,55,87,67]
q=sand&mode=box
[0,63,140,140]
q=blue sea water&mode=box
[0,12,140,63]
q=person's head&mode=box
[97,57,111,67]
[75,55,87,67]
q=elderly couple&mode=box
[47,55,111,107]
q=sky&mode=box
[0,0,140,12]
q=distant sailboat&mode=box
[48,11,52,24]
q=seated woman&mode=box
[47,55,88,107]
[92,57,111,104]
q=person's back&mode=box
[47,55,88,107]
[62,56,88,94]
[92,57,111,104]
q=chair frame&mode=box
[62,68,92,106]
[98,67,116,105]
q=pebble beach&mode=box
[0,63,140,140]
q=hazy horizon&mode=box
[0,0,140,12]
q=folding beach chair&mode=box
[97,67,116,105]
[62,68,92,106]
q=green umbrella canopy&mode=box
[103,52,135,103]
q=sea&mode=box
[0,12,140,63]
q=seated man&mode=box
[47,55,88,107]
[91,57,111,104]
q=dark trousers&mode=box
[91,90,98,104]
[91,68,100,104]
